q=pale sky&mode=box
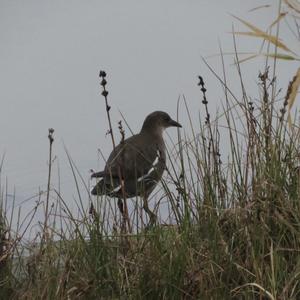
[0,1,299,220]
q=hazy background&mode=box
[0,1,298,226]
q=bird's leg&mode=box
[117,198,124,214]
[117,198,127,233]
[142,196,157,225]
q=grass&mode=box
[1,5,300,299]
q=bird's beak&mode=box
[169,119,182,128]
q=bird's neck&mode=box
[140,127,164,140]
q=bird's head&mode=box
[141,111,182,135]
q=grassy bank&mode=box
[1,65,300,299]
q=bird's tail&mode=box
[91,170,105,178]
[90,177,105,195]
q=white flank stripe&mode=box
[137,176,144,182]
[137,176,144,183]
[152,155,159,167]
[112,185,121,193]
[137,150,161,182]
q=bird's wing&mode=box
[104,134,159,181]
[92,134,164,197]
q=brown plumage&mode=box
[91,111,181,220]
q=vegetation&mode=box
[1,3,300,299]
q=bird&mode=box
[91,111,182,222]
